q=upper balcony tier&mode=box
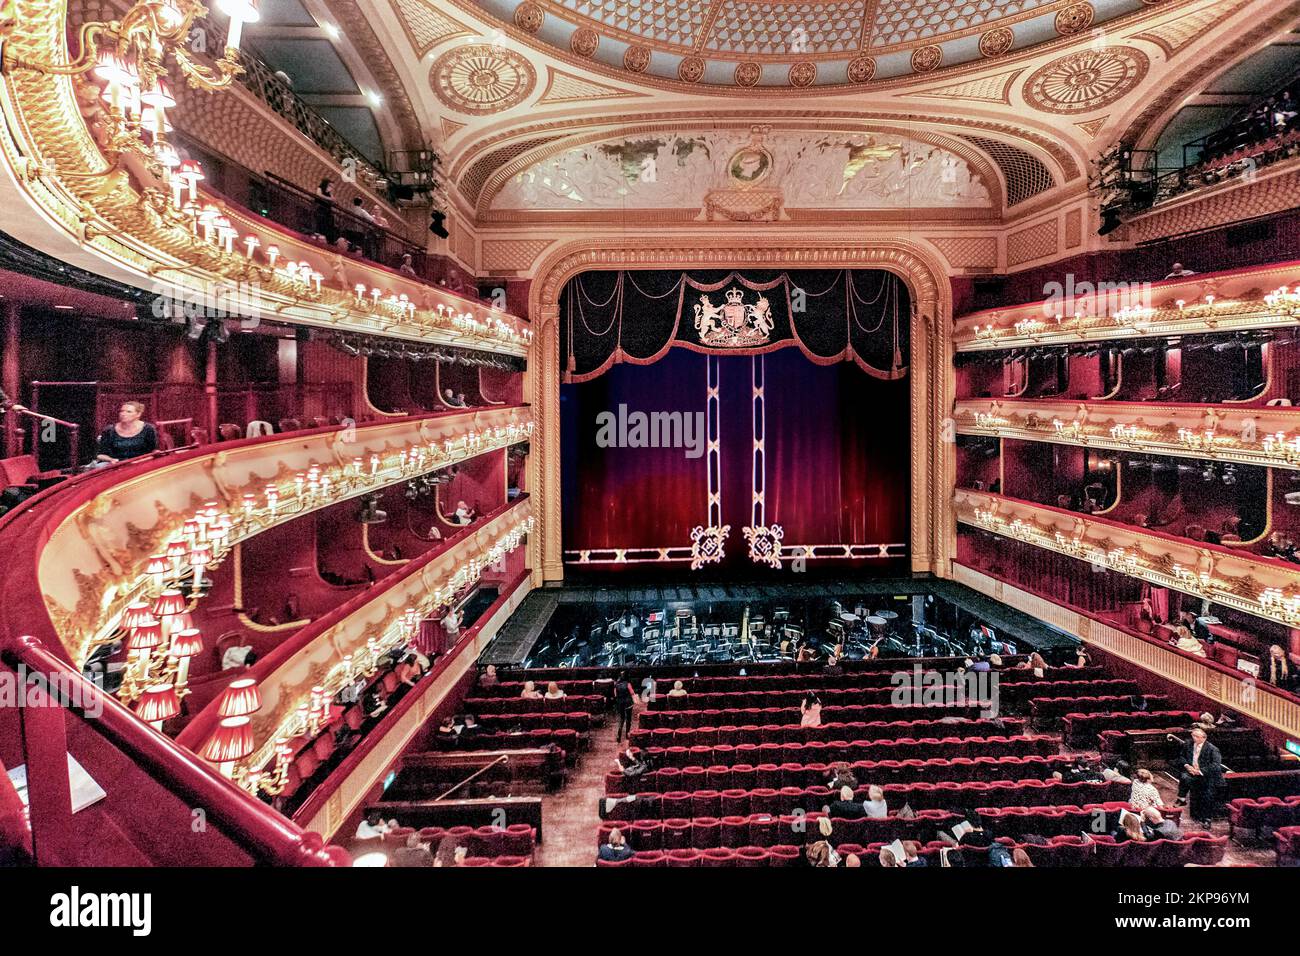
[0,6,528,355]
[954,260,1300,353]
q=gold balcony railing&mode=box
[38,407,534,666]
[954,398,1300,470]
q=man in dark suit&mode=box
[1176,726,1223,826]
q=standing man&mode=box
[612,670,638,742]
[1176,726,1223,826]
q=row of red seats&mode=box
[977,802,1184,838]
[482,666,1106,698]
[634,732,1055,768]
[604,753,1079,797]
[424,727,582,764]
[1276,826,1300,865]
[1064,710,1200,747]
[460,855,532,867]
[594,834,1226,867]
[475,711,593,732]
[600,779,1131,821]
[1227,795,1300,839]
[463,694,606,715]
[638,702,985,730]
[375,823,536,857]
[598,811,959,850]
[628,715,1024,748]
[643,678,1139,713]
[1031,695,1169,722]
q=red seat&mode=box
[666,848,701,867]
[661,818,691,850]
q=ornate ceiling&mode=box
[462,0,1154,90]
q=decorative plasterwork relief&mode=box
[537,66,647,104]
[387,0,477,56]
[430,43,537,115]
[486,127,998,215]
[1022,47,1150,115]
[1006,219,1060,267]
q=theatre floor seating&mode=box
[366,822,537,864]
[638,703,986,729]
[1064,711,1201,747]
[463,694,606,715]
[603,752,1078,795]
[1275,826,1300,865]
[629,716,1026,748]
[601,779,1132,821]
[593,833,1226,868]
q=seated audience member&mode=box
[666,680,688,698]
[1011,848,1035,868]
[1072,648,1091,668]
[354,811,395,840]
[543,681,566,700]
[221,642,256,670]
[399,253,417,277]
[902,841,927,867]
[1267,644,1297,691]
[520,680,543,700]
[615,745,647,778]
[1115,812,1147,843]
[862,785,888,819]
[805,818,840,868]
[827,763,858,793]
[480,664,499,687]
[363,686,387,718]
[800,692,822,728]
[598,828,635,863]
[460,713,482,743]
[827,785,866,819]
[396,654,422,687]
[1026,651,1047,677]
[1173,624,1207,657]
[969,655,991,672]
[443,388,461,407]
[392,833,433,867]
[1141,807,1183,841]
[454,392,467,407]
[1164,262,1197,279]
[432,839,467,868]
[843,853,861,868]
[879,847,904,868]
[987,653,1004,669]
[1128,768,1161,811]
[435,716,457,743]
[95,401,159,464]
[452,500,475,525]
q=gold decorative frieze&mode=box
[954,398,1300,470]
[955,489,1300,630]
[955,260,1300,351]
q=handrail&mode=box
[5,404,80,470]
[433,754,510,802]
[0,632,347,866]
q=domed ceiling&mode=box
[464,0,1157,90]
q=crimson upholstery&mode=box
[638,703,985,730]
[604,752,1077,796]
[977,801,1184,838]
[1227,795,1300,839]
[600,779,1131,821]
[424,727,583,764]
[628,716,1025,748]
[1275,826,1300,866]
[1031,695,1169,723]
[635,732,1055,769]
[464,695,606,715]
[474,711,592,733]
[1067,711,1202,747]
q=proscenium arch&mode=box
[525,238,956,584]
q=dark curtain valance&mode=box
[560,269,910,382]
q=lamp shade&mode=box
[218,678,262,718]
[135,684,180,723]
[122,601,155,630]
[169,627,205,659]
[170,611,194,634]
[201,716,254,764]
[140,78,176,109]
[153,589,187,618]
[126,619,162,652]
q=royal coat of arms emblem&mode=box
[693,287,774,347]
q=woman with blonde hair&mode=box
[1118,812,1147,842]
[520,680,542,700]
[1128,768,1161,811]
[1268,644,1294,689]
[544,681,566,700]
